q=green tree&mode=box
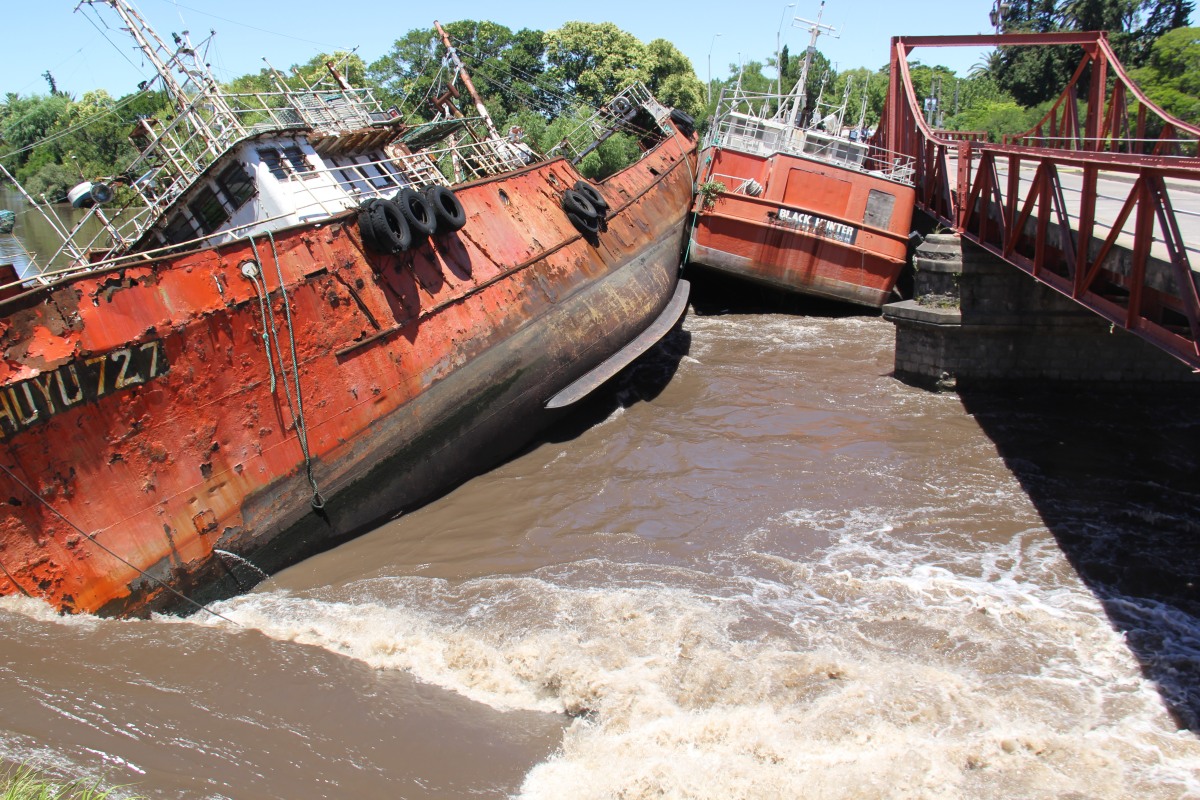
[776,44,835,124]
[944,99,1047,141]
[993,0,1195,104]
[1,93,71,171]
[1129,26,1200,123]
[644,39,705,116]
[544,22,647,107]
[831,67,889,128]
[369,21,548,124]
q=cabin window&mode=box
[162,214,197,245]
[356,156,395,189]
[258,148,288,180]
[217,162,255,209]
[863,189,896,230]
[337,168,367,193]
[332,156,369,194]
[282,146,312,178]
[188,185,229,235]
[259,145,316,181]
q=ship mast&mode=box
[434,21,503,142]
[78,0,246,154]
[783,0,838,128]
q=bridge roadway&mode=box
[946,151,1200,269]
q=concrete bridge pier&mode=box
[882,233,1199,391]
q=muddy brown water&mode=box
[3,202,1200,798]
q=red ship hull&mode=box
[0,132,696,616]
[689,146,915,307]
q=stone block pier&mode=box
[882,233,1200,391]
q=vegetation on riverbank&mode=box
[1,764,137,800]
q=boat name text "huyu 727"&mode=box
[0,340,169,439]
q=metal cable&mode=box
[266,231,324,510]
[242,253,278,394]
[244,235,323,509]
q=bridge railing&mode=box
[933,129,989,143]
[878,32,1200,371]
[1000,34,1200,158]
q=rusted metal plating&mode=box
[0,126,697,616]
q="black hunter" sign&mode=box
[0,340,169,440]
[776,208,858,245]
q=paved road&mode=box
[946,153,1200,268]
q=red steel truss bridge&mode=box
[875,32,1200,371]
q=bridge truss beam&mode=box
[878,31,1200,370]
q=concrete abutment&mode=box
[882,233,1199,391]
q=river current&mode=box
[2,202,1200,797]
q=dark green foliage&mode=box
[0,88,173,203]
[368,21,553,124]
[991,0,1195,105]
[1129,26,1200,123]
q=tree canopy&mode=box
[3,11,1196,200]
[1129,25,1200,123]
[990,0,1194,104]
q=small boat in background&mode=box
[687,2,916,308]
[0,2,696,616]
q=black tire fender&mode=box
[561,189,597,221]
[367,199,413,253]
[394,187,437,238]
[566,211,600,235]
[424,184,467,232]
[573,181,609,215]
[669,108,695,137]
[357,198,384,252]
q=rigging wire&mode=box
[449,37,582,115]
[141,0,354,51]
[442,36,669,143]
[463,66,664,145]
[78,3,152,77]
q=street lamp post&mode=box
[707,33,722,105]
[776,3,796,100]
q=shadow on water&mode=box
[537,321,692,445]
[684,264,879,318]
[960,386,1200,731]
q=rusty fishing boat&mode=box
[0,2,697,616]
[687,2,915,307]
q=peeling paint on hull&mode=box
[0,132,697,616]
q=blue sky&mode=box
[2,0,1005,100]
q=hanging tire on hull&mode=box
[573,181,608,217]
[561,189,600,236]
[357,199,385,252]
[394,187,437,238]
[424,184,467,232]
[566,211,600,235]
[669,108,695,138]
[360,198,413,254]
[561,189,596,218]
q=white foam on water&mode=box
[197,508,1200,800]
[0,594,101,627]
[684,314,833,360]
